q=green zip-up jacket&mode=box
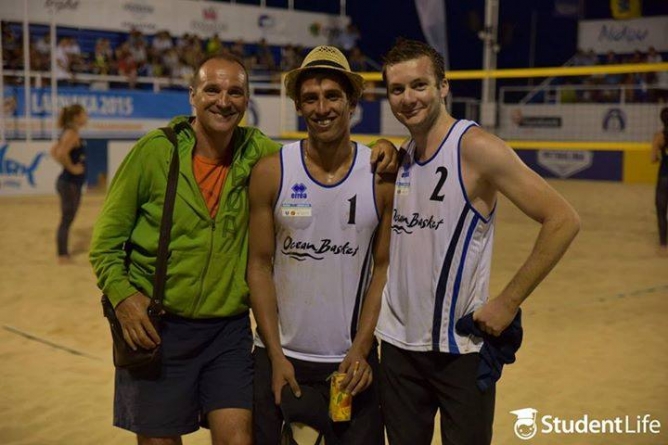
[90,116,281,318]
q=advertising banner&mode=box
[0,141,60,195]
[4,87,188,138]
[498,104,663,142]
[9,87,190,119]
[578,16,668,53]
[516,149,623,181]
[0,0,345,45]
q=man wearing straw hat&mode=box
[247,45,393,444]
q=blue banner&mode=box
[7,87,191,119]
[516,149,622,181]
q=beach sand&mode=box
[0,179,666,444]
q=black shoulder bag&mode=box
[101,126,180,372]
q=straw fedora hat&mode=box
[284,46,365,101]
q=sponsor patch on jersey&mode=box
[281,203,312,217]
[396,182,410,195]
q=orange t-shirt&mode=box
[192,153,231,218]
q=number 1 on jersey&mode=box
[347,195,357,224]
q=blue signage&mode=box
[9,87,191,119]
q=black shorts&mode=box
[114,312,253,437]
[380,341,495,445]
[253,346,384,445]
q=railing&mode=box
[3,70,278,93]
[500,84,666,105]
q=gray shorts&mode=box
[114,312,253,437]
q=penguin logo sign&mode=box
[602,108,626,132]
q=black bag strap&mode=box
[149,126,180,313]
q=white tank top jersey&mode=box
[375,119,496,354]
[254,141,380,363]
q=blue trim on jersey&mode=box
[447,214,480,353]
[432,205,469,351]
[350,234,375,341]
[415,120,460,166]
[300,140,358,189]
[371,167,380,223]
[455,122,495,224]
[272,148,286,212]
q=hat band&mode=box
[304,59,347,70]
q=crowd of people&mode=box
[560,46,667,103]
[1,21,370,89]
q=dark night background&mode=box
[235,0,668,69]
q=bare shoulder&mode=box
[460,125,524,176]
[252,150,281,176]
[461,126,511,158]
[60,128,79,145]
[250,150,281,202]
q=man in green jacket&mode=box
[90,54,278,445]
[90,54,398,445]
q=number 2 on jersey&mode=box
[430,166,448,202]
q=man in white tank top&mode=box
[247,46,394,445]
[376,39,581,445]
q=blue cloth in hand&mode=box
[455,309,523,392]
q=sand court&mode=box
[0,179,666,444]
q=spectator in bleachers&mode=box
[647,46,663,64]
[571,49,589,67]
[55,37,72,84]
[602,51,622,102]
[349,46,368,72]
[254,38,276,72]
[129,38,148,76]
[559,78,578,103]
[162,47,181,78]
[585,49,599,66]
[152,30,173,56]
[646,46,666,102]
[33,34,51,71]
[181,34,205,72]
[92,38,113,75]
[175,32,191,53]
[2,22,22,70]
[66,36,88,74]
[174,56,195,83]
[230,38,246,61]
[127,27,146,48]
[206,33,224,56]
[115,42,138,88]
[337,23,360,54]
[145,53,166,78]
[569,48,593,89]
[280,44,300,71]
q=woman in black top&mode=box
[51,104,88,263]
[652,107,668,255]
